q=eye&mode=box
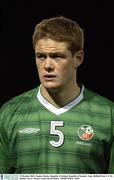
[35,53,46,60]
[51,53,65,60]
[53,55,61,59]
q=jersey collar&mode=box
[37,85,84,115]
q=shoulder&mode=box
[84,87,113,103]
[0,87,39,118]
[83,87,114,114]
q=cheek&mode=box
[36,64,43,79]
[36,61,38,69]
[36,62,42,72]
[59,63,73,75]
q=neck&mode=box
[40,84,80,108]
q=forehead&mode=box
[35,38,69,52]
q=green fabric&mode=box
[0,86,114,174]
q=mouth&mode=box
[43,74,56,80]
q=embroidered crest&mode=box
[78,125,94,140]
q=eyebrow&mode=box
[35,52,66,58]
[35,52,46,56]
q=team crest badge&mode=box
[78,125,94,140]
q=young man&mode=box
[0,16,114,174]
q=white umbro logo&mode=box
[19,128,40,134]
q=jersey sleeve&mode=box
[107,103,114,173]
[0,104,11,173]
[108,141,114,173]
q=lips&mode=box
[43,74,56,81]
[44,74,56,78]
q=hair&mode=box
[32,16,84,55]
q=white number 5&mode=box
[49,121,64,147]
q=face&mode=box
[35,38,83,92]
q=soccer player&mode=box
[0,16,114,174]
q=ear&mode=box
[74,50,84,69]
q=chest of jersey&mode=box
[8,107,111,173]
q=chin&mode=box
[42,82,61,93]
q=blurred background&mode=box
[1,0,114,106]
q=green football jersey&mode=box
[0,85,114,174]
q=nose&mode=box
[44,58,54,72]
